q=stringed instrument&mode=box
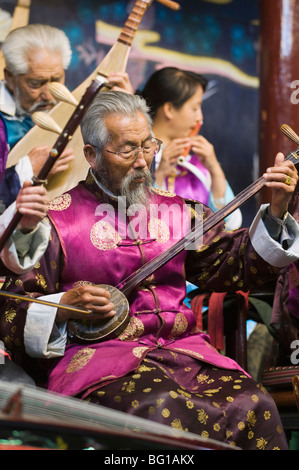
[5,0,180,201]
[0,380,238,450]
[0,75,109,252]
[1,124,298,342]
[67,123,299,341]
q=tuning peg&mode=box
[156,0,180,10]
[48,82,79,106]
[280,124,299,146]
[32,112,63,134]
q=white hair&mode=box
[81,91,153,152]
[2,24,72,75]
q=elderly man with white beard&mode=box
[0,24,74,209]
[1,91,299,450]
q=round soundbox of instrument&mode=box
[67,284,130,342]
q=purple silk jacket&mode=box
[165,155,210,203]
[0,172,281,397]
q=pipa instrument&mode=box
[5,0,180,200]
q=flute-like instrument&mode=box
[0,75,109,253]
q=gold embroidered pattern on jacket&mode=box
[148,218,170,244]
[90,221,122,251]
[169,312,188,339]
[66,347,96,373]
[118,316,145,341]
[49,193,72,211]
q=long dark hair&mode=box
[138,67,208,117]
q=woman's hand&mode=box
[155,137,190,186]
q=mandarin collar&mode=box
[0,81,17,117]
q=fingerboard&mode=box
[118,0,152,46]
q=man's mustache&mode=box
[29,99,57,113]
[125,169,151,183]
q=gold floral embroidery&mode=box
[72,280,94,288]
[203,387,222,396]
[148,218,170,244]
[247,410,257,427]
[171,419,188,432]
[66,347,96,373]
[188,206,200,221]
[197,409,208,424]
[90,221,122,251]
[132,346,149,358]
[196,244,209,253]
[172,348,204,360]
[35,273,47,291]
[169,312,188,339]
[122,381,135,393]
[49,193,72,211]
[156,398,165,407]
[152,187,176,197]
[240,243,247,255]
[118,317,145,341]
[264,411,271,420]
[177,389,191,398]
[4,308,16,323]
[219,376,233,382]
[137,363,155,373]
[197,374,214,385]
[256,437,268,450]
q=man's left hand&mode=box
[263,152,298,219]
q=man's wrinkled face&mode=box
[85,111,154,206]
[5,48,65,114]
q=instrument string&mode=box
[0,380,221,447]
[118,149,299,295]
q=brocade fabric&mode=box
[0,172,291,449]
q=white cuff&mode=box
[249,204,299,267]
[0,203,51,274]
[15,155,34,185]
[24,293,67,358]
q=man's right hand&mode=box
[56,285,116,322]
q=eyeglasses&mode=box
[104,137,162,163]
